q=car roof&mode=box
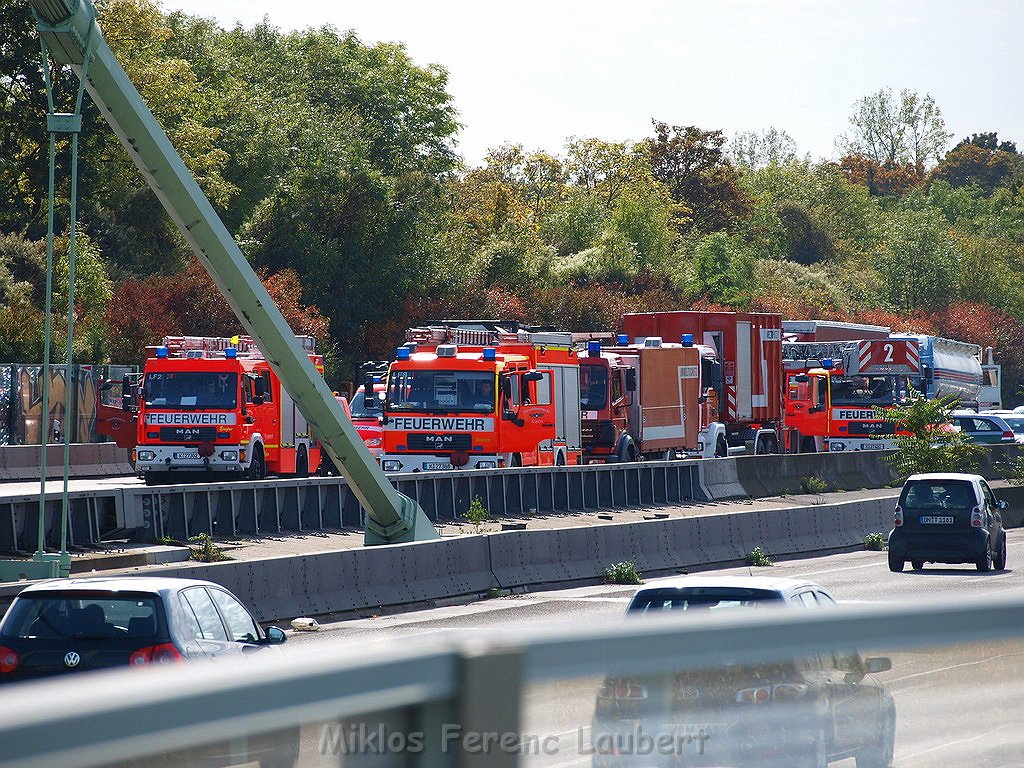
[16,576,224,597]
[905,472,984,483]
[631,575,826,595]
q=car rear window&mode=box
[0,593,160,640]
[900,480,977,511]
[627,587,785,613]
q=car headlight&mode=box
[365,438,382,448]
[830,441,846,452]
[219,450,238,461]
[382,460,402,472]
[475,460,497,469]
[136,450,156,461]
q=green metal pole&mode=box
[35,41,58,561]
[57,50,92,570]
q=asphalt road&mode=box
[280,532,1024,768]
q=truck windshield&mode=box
[387,370,495,413]
[143,372,238,409]
[580,365,609,410]
[830,374,909,407]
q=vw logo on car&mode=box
[63,651,81,668]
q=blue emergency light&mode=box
[396,347,411,361]
[483,347,497,361]
[156,346,169,358]
[224,348,237,359]
[681,333,693,347]
[587,340,602,357]
[821,358,834,369]
[616,334,628,346]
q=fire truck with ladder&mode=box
[128,335,324,484]
[783,338,922,452]
[379,322,582,472]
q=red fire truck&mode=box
[577,334,724,462]
[622,311,784,455]
[379,322,582,472]
[131,335,323,484]
[783,338,921,452]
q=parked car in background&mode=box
[888,472,1007,572]
[949,410,1017,445]
[0,576,296,766]
[980,410,1024,443]
[593,576,896,768]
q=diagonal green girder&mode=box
[29,0,436,544]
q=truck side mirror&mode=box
[523,371,544,382]
[625,369,636,392]
[794,374,809,383]
[500,375,512,399]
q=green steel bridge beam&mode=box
[29,0,436,545]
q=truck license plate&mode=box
[919,516,954,524]
[423,462,453,470]
[173,452,201,460]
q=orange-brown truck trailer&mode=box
[579,336,717,462]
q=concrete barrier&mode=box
[0,443,134,482]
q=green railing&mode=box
[0,593,1022,768]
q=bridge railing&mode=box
[0,593,1021,768]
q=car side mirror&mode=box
[264,626,287,644]
[864,657,891,674]
[998,500,1008,510]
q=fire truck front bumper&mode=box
[135,445,246,474]
[380,454,501,473]
[825,438,898,452]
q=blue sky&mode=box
[158,0,1024,167]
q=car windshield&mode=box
[900,480,976,511]
[144,371,237,409]
[386,369,495,413]
[349,386,382,419]
[1,594,160,640]
[627,587,786,613]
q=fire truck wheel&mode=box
[714,435,728,458]
[247,445,266,481]
[295,448,309,479]
[801,437,817,454]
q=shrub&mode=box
[604,560,643,584]
[746,546,774,567]
[189,533,229,562]
[465,495,489,533]
[799,476,828,494]
[864,532,887,551]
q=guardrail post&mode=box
[456,647,524,768]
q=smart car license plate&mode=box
[919,515,954,524]
[174,451,201,460]
[423,462,453,470]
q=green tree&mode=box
[873,207,960,311]
[646,121,748,234]
[838,88,951,168]
[876,391,982,477]
[729,127,798,170]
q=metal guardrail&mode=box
[0,594,1021,768]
